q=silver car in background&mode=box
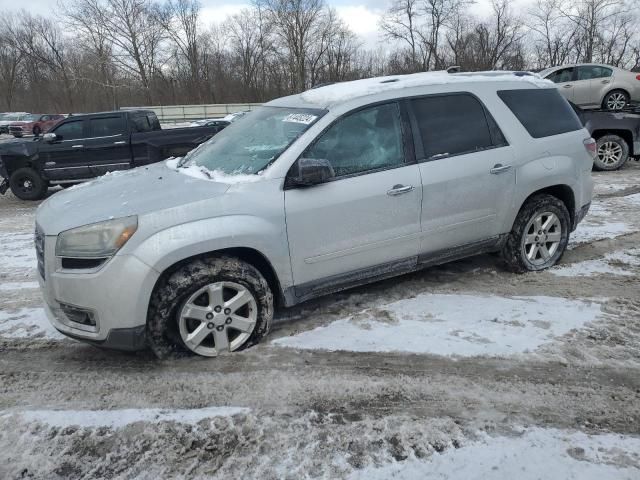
[539,63,640,110]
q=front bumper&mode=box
[39,234,160,351]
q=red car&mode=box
[9,114,65,137]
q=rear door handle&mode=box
[490,164,512,174]
[387,184,414,196]
[563,84,573,88]
[601,79,610,84]
[71,145,84,148]
[114,141,126,145]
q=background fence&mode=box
[121,103,263,124]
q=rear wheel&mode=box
[9,167,49,200]
[501,194,570,273]
[147,256,273,358]
[593,134,629,171]
[602,90,629,110]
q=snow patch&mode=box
[624,192,640,206]
[7,406,250,429]
[165,158,262,184]
[273,294,603,357]
[0,308,63,340]
[300,71,552,106]
[552,249,640,277]
[0,281,40,291]
[349,427,640,480]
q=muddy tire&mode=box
[9,167,48,201]
[593,134,629,171]
[147,256,273,359]
[501,194,570,273]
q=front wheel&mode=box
[9,167,49,200]
[147,256,273,358]
[501,194,570,273]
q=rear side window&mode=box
[498,89,583,138]
[90,116,125,137]
[131,114,152,132]
[410,94,496,159]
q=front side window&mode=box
[303,102,405,177]
[183,106,326,174]
[410,94,494,159]
[90,117,124,137]
[53,120,85,140]
[546,67,574,83]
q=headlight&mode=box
[56,216,138,258]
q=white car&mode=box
[539,63,640,110]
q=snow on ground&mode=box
[569,199,634,247]
[5,406,250,429]
[593,182,637,196]
[625,192,640,206]
[349,427,640,480]
[552,249,640,277]
[0,308,63,339]
[273,294,603,357]
[0,231,36,270]
[0,281,40,291]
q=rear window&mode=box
[498,89,583,138]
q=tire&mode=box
[33,125,41,136]
[602,90,629,110]
[12,133,22,138]
[9,167,49,201]
[501,194,570,273]
[593,134,629,171]
[147,256,273,359]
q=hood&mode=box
[37,162,230,235]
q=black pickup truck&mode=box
[572,103,640,171]
[0,109,224,200]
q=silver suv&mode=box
[35,72,595,358]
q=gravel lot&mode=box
[1,161,640,479]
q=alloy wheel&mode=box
[521,211,562,266]
[606,92,627,110]
[177,281,257,357]
[597,141,623,167]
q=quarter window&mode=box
[53,120,85,140]
[304,102,405,177]
[89,117,124,137]
[410,94,495,160]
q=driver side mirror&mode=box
[286,158,335,188]
[42,132,58,143]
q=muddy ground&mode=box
[1,162,640,479]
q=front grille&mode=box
[34,226,45,280]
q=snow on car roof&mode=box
[269,71,553,109]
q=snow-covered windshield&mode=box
[179,106,326,174]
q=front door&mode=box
[544,67,575,103]
[284,102,422,290]
[40,118,90,180]
[408,93,516,254]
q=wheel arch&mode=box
[148,247,286,313]
[517,184,576,229]
[591,129,632,149]
[602,88,630,107]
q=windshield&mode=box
[180,106,326,174]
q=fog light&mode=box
[60,303,97,327]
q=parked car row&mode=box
[0,112,65,136]
[539,63,640,110]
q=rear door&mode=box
[544,67,576,102]
[83,115,131,176]
[408,93,515,255]
[41,118,90,180]
[284,101,423,291]
[574,65,613,107]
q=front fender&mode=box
[131,214,293,290]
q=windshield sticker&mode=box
[282,113,317,125]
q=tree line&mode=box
[0,0,639,113]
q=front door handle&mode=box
[114,141,126,145]
[563,84,573,88]
[601,79,610,84]
[71,144,84,148]
[387,184,414,196]
[490,164,512,174]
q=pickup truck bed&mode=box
[573,104,640,171]
[0,109,223,200]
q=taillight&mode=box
[583,137,597,158]
[636,74,640,81]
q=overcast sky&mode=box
[0,0,533,49]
